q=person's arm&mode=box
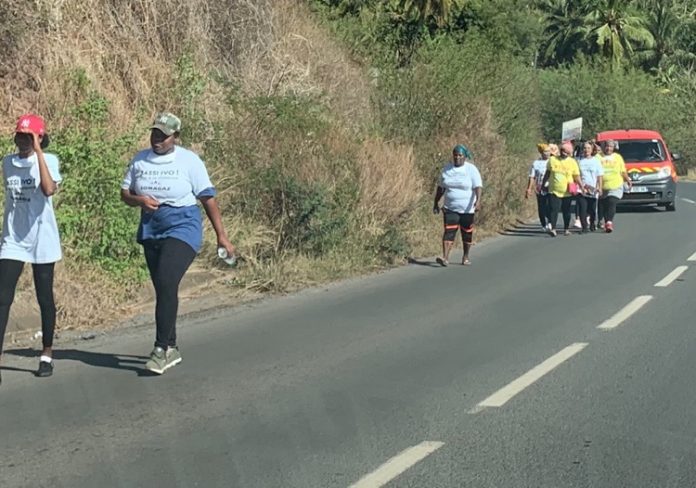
[120,189,160,211]
[596,175,603,194]
[572,160,583,186]
[200,196,235,256]
[474,186,482,212]
[542,169,551,188]
[525,177,535,199]
[32,133,57,197]
[433,185,444,214]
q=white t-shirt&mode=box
[0,153,63,263]
[529,159,549,193]
[439,162,483,214]
[578,156,604,193]
[121,146,214,207]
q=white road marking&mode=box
[655,266,688,287]
[688,251,696,262]
[680,198,696,205]
[472,343,588,410]
[597,295,653,330]
[349,441,444,488]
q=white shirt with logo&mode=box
[121,146,213,207]
[439,162,483,214]
[0,153,63,263]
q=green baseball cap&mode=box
[151,112,182,136]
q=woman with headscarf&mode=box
[525,143,552,231]
[433,144,483,266]
[598,139,631,233]
[542,141,583,236]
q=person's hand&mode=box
[475,201,482,212]
[139,195,160,212]
[218,236,236,257]
[432,205,440,215]
[525,188,531,199]
[31,132,42,152]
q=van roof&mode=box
[596,129,663,141]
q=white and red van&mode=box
[596,129,680,211]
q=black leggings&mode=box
[599,196,620,223]
[0,260,56,354]
[143,238,196,349]
[536,194,550,227]
[548,195,573,231]
[575,196,598,230]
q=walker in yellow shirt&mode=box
[547,156,581,198]
[601,153,626,190]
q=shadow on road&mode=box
[5,348,155,376]
[500,222,549,238]
[407,257,442,267]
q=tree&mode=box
[395,0,465,27]
[584,0,654,69]
[537,0,590,66]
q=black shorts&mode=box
[443,209,475,242]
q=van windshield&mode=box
[615,140,666,162]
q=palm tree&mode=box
[538,0,591,66]
[584,0,654,69]
[395,0,464,27]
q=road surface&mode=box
[3,184,696,487]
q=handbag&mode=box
[567,182,580,195]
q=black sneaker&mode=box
[37,360,53,378]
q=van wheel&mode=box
[665,202,676,212]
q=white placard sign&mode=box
[561,117,583,141]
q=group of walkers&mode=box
[526,139,632,236]
[0,112,235,383]
[0,109,636,381]
[431,137,633,268]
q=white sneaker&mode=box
[573,218,582,229]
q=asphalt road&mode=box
[2,184,696,488]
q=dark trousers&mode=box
[143,238,196,349]
[575,196,597,230]
[536,193,550,227]
[548,195,573,231]
[586,196,599,227]
[599,196,619,223]
[0,260,56,353]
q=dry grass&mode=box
[0,0,533,335]
[356,138,424,233]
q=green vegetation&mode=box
[313,0,696,161]
[1,0,693,329]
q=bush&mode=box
[539,60,696,172]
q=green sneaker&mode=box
[145,347,167,374]
[164,346,182,372]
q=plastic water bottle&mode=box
[217,247,237,267]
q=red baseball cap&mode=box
[15,114,46,136]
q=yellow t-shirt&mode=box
[601,153,626,190]
[547,156,580,198]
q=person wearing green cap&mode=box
[432,144,483,266]
[121,112,236,374]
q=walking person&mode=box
[577,141,604,232]
[525,143,551,231]
[542,141,582,237]
[433,144,483,266]
[121,112,235,374]
[598,139,631,233]
[0,114,62,383]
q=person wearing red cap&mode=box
[0,114,63,383]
